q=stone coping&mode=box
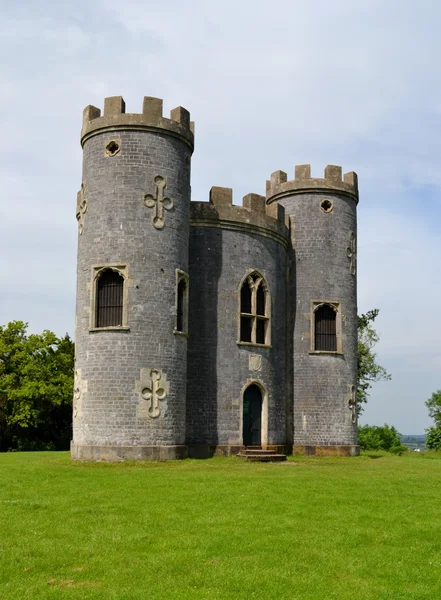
[81,96,194,151]
[190,187,290,249]
[266,165,359,204]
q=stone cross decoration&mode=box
[76,184,87,235]
[144,175,173,230]
[141,368,169,418]
[73,369,87,419]
[348,385,357,424]
[346,231,356,275]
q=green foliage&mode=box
[358,423,406,453]
[357,309,391,412]
[425,390,441,451]
[426,427,441,451]
[389,444,409,456]
[425,389,441,425]
[0,321,74,452]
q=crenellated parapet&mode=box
[190,187,289,248]
[81,96,194,151]
[266,165,358,204]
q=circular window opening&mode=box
[320,199,333,213]
[105,140,120,157]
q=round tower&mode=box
[266,165,359,456]
[72,95,194,461]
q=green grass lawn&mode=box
[0,452,440,600]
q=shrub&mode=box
[358,424,404,453]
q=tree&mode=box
[425,390,441,451]
[358,424,407,454]
[425,389,441,426]
[0,321,74,451]
[357,309,391,413]
[426,427,441,451]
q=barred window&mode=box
[239,272,270,345]
[96,270,124,328]
[314,304,337,351]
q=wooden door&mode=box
[243,384,262,446]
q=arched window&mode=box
[314,304,337,351]
[96,269,124,328]
[239,272,270,345]
[175,270,189,334]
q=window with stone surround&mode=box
[96,270,124,327]
[239,272,270,346]
[90,265,129,331]
[175,270,189,335]
[311,302,342,353]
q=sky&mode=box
[1,0,440,434]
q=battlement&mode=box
[266,165,358,203]
[190,187,289,248]
[81,96,194,150]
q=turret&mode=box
[267,165,359,456]
[72,96,194,461]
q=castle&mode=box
[72,95,359,461]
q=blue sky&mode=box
[1,0,440,433]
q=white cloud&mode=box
[1,0,440,432]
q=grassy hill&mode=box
[1,451,440,599]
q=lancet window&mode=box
[239,272,270,345]
[175,271,189,334]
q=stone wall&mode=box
[187,190,289,455]
[267,166,358,452]
[72,97,193,460]
[71,97,360,461]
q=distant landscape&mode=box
[401,434,427,451]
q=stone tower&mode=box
[72,96,194,461]
[266,166,359,455]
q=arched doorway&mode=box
[242,384,262,446]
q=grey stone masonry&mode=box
[72,96,193,461]
[187,188,289,456]
[71,93,360,461]
[267,165,358,452]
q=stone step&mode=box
[237,452,287,462]
[242,449,276,455]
